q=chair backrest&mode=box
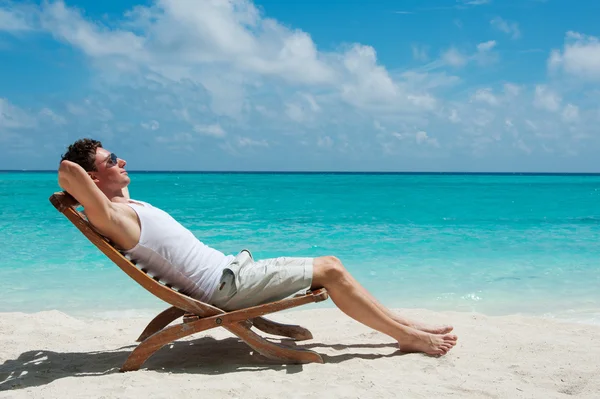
[49,191,222,317]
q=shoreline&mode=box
[2,308,599,398]
[3,303,600,326]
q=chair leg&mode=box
[135,306,186,342]
[251,317,314,341]
[121,318,323,371]
[225,323,323,364]
[121,317,220,372]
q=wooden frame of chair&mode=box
[49,191,329,372]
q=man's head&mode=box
[61,138,102,172]
[61,138,130,192]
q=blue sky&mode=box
[1,0,599,172]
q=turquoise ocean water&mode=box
[1,172,599,323]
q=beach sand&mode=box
[1,308,599,398]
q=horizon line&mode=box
[2,170,600,175]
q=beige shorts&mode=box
[209,249,314,311]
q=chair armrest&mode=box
[49,191,81,212]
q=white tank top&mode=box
[122,200,234,302]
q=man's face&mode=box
[91,147,130,189]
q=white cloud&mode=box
[471,88,499,106]
[285,103,305,122]
[408,94,437,110]
[66,103,87,115]
[525,119,538,131]
[562,104,579,122]
[503,83,521,97]
[469,108,495,128]
[415,131,440,147]
[194,123,226,138]
[533,85,561,112]
[549,31,600,81]
[388,129,439,150]
[97,107,113,121]
[439,41,497,69]
[0,7,35,32]
[477,40,496,52]
[415,131,428,144]
[391,132,405,140]
[473,40,499,65]
[514,139,532,154]
[467,84,521,110]
[541,144,554,154]
[441,47,468,67]
[340,44,397,106]
[285,94,321,122]
[237,136,268,148]
[490,17,521,39]
[63,99,113,121]
[317,136,333,148]
[39,1,145,58]
[254,104,277,118]
[449,109,461,123]
[37,0,335,85]
[302,94,320,112]
[460,0,490,5]
[39,108,67,125]
[0,98,36,129]
[399,71,461,90]
[173,108,191,123]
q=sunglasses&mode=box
[105,153,119,167]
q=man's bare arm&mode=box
[58,160,115,231]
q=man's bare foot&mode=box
[398,331,458,356]
[410,322,454,334]
[389,313,454,334]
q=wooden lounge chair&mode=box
[49,191,329,372]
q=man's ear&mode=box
[87,171,100,183]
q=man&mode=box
[58,138,457,356]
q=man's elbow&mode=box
[58,161,75,191]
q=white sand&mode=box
[1,308,599,398]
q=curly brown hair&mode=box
[60,138,103,171]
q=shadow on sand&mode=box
[0,336,401,392]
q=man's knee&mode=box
[312,256,347,287]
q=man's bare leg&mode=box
[312,256,457,356]
[342,270,453,334]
